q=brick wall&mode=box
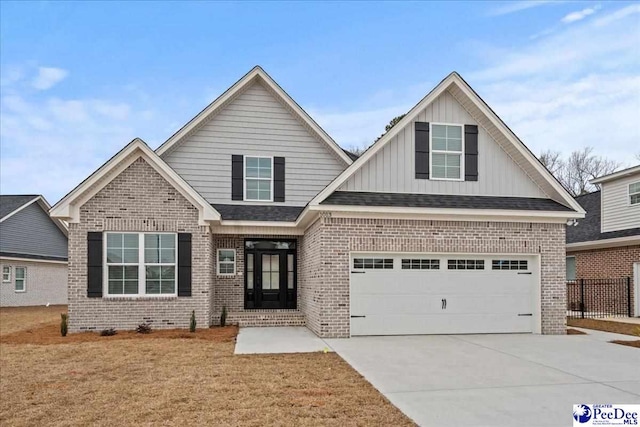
[0,259,67,307]
[567,245,639,316]
[308,216,567,338]
[299,218,323,335]
[67,157,213,332]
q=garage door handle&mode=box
[351,271,366,274]
[350,315,366,318]
[517,272,532,275]
[518,313,533,316]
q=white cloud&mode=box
[561,5,601,24]
[488,1,561,17]
[593,3,640,27]
[31,67,69,90]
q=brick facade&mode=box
[305,216,567,338]
[67,158,213,332]
[567,245,639,316]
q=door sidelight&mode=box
[441,298,447,309]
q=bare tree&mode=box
[539,149,564,175]
[540,147,621,196]
[343,145,367,156]
[635,152,640,162]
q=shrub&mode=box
[60,313,68,337]
[190,310,196,333]
[136,323,152,334]
[100,328,117,336]
[220,305,227,327]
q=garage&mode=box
[350,253,540,336]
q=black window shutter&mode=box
[274,157,285,202]
[464,125,479,181]
[177,233,192,297]
[415,122,430,179]
[231,155,244,201]
[87,232,103,298]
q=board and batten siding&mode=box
[162,81,348,207]
[339,90,548,198]
[0,202,68,259]
[601,173,640,232]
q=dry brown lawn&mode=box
[567,318,640,337]
[0,306,414,426]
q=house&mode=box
[1,195,68,306]
[566,165,640,316]
[50,67,585,337]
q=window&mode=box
[14,267,26,292]
[2,266,11,283]
[217,249,236,275]
[447,259,484,270]
[105,232,176,296]
[630,182,640,205]
[246,253,254,290]
[287,254,295,290]
[401,259,440,270]
[492,260,528,270]
[262,254,280,290]
[431,124,463,180]
[353,258,394,269]
[245,156,272,201]
[566,256,576,281]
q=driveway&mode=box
[325,333,640,427]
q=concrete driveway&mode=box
[325,333,640,427]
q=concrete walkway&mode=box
[234,326,331,354]
[325,332,640,427]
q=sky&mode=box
[1,1,639,204]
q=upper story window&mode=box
[629,182,640,206]
[245,156,273,201]
[431,124,463,180]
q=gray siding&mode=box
[339,90,548,198]
[0,202,68,258]
[601,173,640,232]
[162,81,348,206]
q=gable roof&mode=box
[1,194,68,236]
[155,66,353,165]
[309,72,584,216]
[0,195,40,220]
[590,164,640,185]
[50,138,220,225]
[567,191,640,245]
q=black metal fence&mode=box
[567,277,632,319]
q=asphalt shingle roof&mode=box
[212,204,304,222]
[0,195,39,219]
[321,191,573,211]
[566,191,640,244]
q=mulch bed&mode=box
[1,323,238,345]
[610,340,640,348]
[567,328,586,335]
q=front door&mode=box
[245,240,296,309]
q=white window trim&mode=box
[103,232,178,298]
[244,156,274,202]
[629,181,640,207]
[2,265,11,283]
[14,266,26,292]
[429,122,465,182]
[566,256,576,281]
[217,248,236,276]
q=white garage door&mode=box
[350,254,539,336]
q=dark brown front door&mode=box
[245,240,296,309]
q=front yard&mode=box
[0,306,413,426]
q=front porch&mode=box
[212,235,307,328]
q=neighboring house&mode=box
[0,195,69,307]
[566,165,640,316]
[50,67,584,337]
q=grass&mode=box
[0,306,414,426]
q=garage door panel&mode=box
[351,313,534,336]
[350,253,537,336]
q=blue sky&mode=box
[1,1,639,203]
